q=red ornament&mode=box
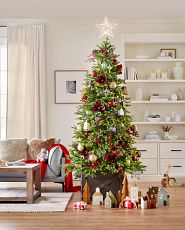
[91,70,98,77]
[108,100,115,107]
[82,94,88,101]
[118,166,123,172]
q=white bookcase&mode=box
[121,33,185,181]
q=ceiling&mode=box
[0,0,185,20]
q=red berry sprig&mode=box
[161,125,173,132]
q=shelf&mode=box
[135,140,185,143]
[124,58,185,62]
[131,100,185,104]
[126,80,185,83]
[132,122,185,125]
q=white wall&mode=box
[45,19,185,148]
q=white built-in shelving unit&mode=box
[122,33,185,181]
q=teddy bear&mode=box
[36,148,48,162]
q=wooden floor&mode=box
[0,181,185,230]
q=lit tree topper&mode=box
[96,17,117,38]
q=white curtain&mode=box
[7,25,46,139]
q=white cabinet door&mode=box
[160,143,185,159]
[141,159,158,175]
[134,143,158,159]
[160,159,185,174]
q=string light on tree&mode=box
[96,16,117,38]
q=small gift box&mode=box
[119,196,138,209]
[73,201,87,210]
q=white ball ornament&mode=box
[89,154,97,162]
[77,143,84,152]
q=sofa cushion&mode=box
[27,138,55,160]
[48,146,63,176]
[0,138,27,161]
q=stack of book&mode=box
[150,94,168,102]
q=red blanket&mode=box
[48,144,80,192]
[24,160,47,181]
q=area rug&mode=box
[0,192,73,213]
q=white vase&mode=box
[164,132,170,140]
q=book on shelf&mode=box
[124,66,139,80]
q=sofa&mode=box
[0,138,65,191]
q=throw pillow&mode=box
[0,138,27,161]
[27,138,55,160]
[48,146,63,176]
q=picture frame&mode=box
[160,48,176,58]
[54,70,88,104]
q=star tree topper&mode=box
[96,17,117,38]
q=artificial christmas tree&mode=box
[67,27,144,197]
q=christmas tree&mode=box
[67,37,144,177]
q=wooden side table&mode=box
[0,164,41,203]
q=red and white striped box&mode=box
[73,201,87,210]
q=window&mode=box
[0,27,7,140]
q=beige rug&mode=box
[0,192,73,213]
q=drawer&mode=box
[141,159,158,175]
[134,143,157,159]
[160,143,185,159]
[160,159,185,174]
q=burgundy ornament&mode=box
[96,74,108,84]
[81,150,89,159]
[117,64,123,70]
[85,131,91,137]
[132,155,138,161]
[89,161,100,170]
[93,101,105,112]
[95,137,102,144]
[105,151,119,163]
